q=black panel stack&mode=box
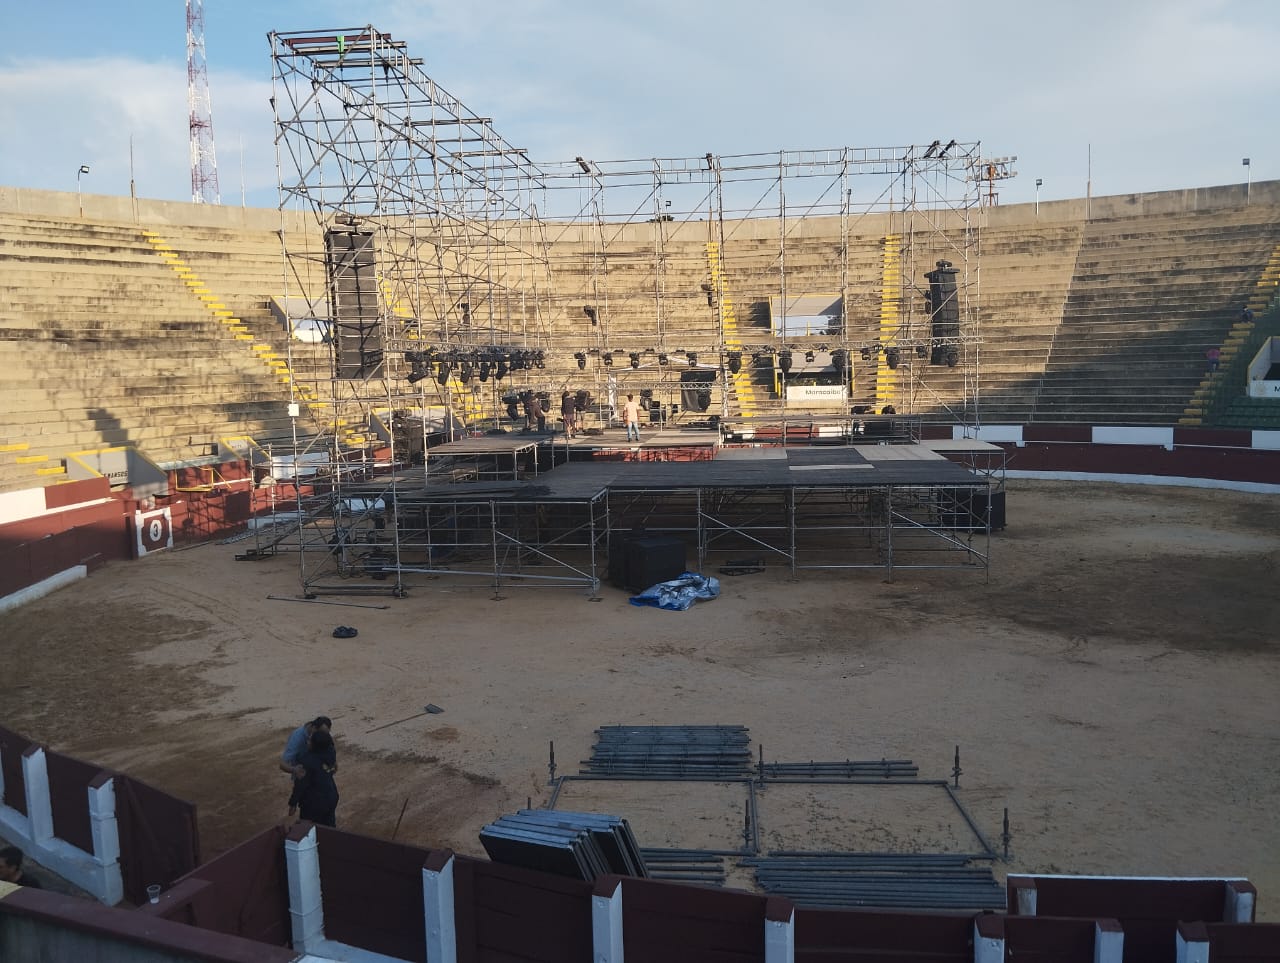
[479,809,648,881]
[325,229,383,379]
[925,259,960,367]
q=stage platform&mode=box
[283,440,995,595]
[394,442,983,503]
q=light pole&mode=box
[77,164,90,218]
[1242,157,1251,204]
[1035,178,1043,217]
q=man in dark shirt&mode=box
[0,846,43,888]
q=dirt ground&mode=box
[2,480,1278,916]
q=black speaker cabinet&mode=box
[609,530,687,592]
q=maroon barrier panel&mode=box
[114,774,201,906]
[0,507,126,597]
[621,875,767,963]
[147,825,291,946]
[1207,922,1280,961]
[452,854,594,963]
[795,907,974,962]
[0,725,34,816]
[43,748,100,854]
[314,825,433,963]
[1009,877,1228,963]
[1001,916,1099,961]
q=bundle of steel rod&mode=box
[580,725,753,779]
[638,848,728,885]
[743,853,1006,910]
[758,759,920,781]
[480,809,648,881]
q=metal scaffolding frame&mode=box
[263,25,991,595]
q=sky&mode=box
[1,0,1276,211]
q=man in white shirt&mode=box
[621,394,642,442]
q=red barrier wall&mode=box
[1002,916,1099,960]
[795,907,974,962]
[44,748,99,853]
[113,771,201,906]
[1008,877,1229,963]
[621,876,768,963]
[315,825,433,963]
[1207,922,1280,960]
[150,825,291,947]
[0,724,34,815]
[453,854,593,963]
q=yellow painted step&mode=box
[0,442,30,452]
[36,466,67,476]
[16,454,48,464]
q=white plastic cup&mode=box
[146,884,161,904]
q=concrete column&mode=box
[422,851,457,963]
[974,916,1004,963]
[1175,921,1209,963]
[86,775,120,865]
[21,746,53,842]
[1094,918,1124,963]
[285,824,325,952]
[764,897,795,963]
[1225,880,1256,923]
[591,877,624,963]
[1009,876,1037,916]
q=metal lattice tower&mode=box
[186,0,220,204]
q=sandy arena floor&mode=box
[2,480,1277,915]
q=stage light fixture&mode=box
[436,366,451,385]
[658,353,669,366]
[575,156,592,174]
[916,344,928,358]
[602,352,613,367]
[946,350,959,368]
[479,361,491,382]
[583,305,598,325]
[886,348,900,370]
[535,350,546,370]
[495,362,508,380]
[727,352,742,374]
[629,352,641,369]
[778,350,793,373]
[687,352,698,366]
[407,366,427,385]
[831,349,848,371]
[804,350,815,364]
[459,362,474,383]
[574,352,587,370]
[860,347,871,361]
[459,302,471,325]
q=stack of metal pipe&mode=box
[581,725,753,779]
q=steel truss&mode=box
[264,24,990,594]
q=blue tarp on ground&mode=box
[628,572,720,611]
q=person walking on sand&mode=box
[621,393,642,442]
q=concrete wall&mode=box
[4,177,1278,240]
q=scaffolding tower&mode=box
[265,25,990,595]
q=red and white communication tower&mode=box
[186,0,220,204]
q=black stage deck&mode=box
[390,445,983,504]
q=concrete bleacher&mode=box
[0,210,314,490]
[1035,205,1280,424]
[3,181,1280,492]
